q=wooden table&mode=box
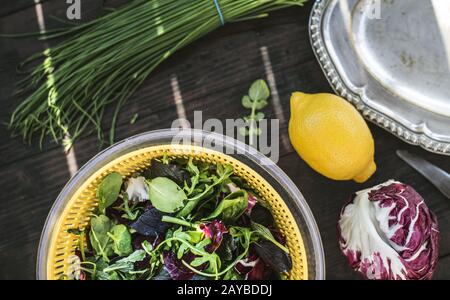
[0,0,449,280]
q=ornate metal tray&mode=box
[309,0,450,155]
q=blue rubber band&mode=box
[213,0,225,25]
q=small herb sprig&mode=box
[239,79,270,145]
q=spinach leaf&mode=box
[205,190,248,223]
[147,159,190,186]
[130,207,170,237]
[102,250,146,273]
[89,215,113,261]
[148,177,187,213]
[97,172,123,213]
[108,224,133,256]
[250,204,274,227]
[254,240,292,273]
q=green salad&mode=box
[66,157,292,280]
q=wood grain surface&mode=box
[0,0,449,279]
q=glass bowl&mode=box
[37,129,325,279]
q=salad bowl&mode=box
[37,129,325,280]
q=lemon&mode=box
[288,92,376,183]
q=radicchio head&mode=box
[338,180,439,280]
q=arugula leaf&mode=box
[223,267,243,280]
[176,165,234,218]
[184,158,200,196]
[97,172,123,213]
[251,221,289,254]
[148,177,187,213]
[89,215,113,261]
[108,224,133,256]
[120,193,140,220]
[205,190,248,223]
[102,250,146,273]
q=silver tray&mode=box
[309,0,450,155]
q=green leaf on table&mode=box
[241,95,253,109]
[254,112,265,121]
[148,177,187,213]
[249,79,270,102]
[253,99,268,110]
[239,127,249,137]
[239,79,270,140]
[204,190,248,223]
[97,172,123,213]
[89,215,113,260]
[108,224,133,256]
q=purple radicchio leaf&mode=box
[235,253,259,275]
[246,192,257,213]
[338,180,439,280]
[162,251,195,280]
[199,220,228,252]
[247,258,275,280]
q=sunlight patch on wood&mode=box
[260,46,291,152]
[171,75,189,129]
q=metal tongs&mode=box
[397,150,450,199]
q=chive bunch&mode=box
[9,0,306,148]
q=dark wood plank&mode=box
[0,0,49,18]
[0,3,315,167]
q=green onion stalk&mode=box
[8,0,306,149]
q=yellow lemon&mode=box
[288,92,376,183]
